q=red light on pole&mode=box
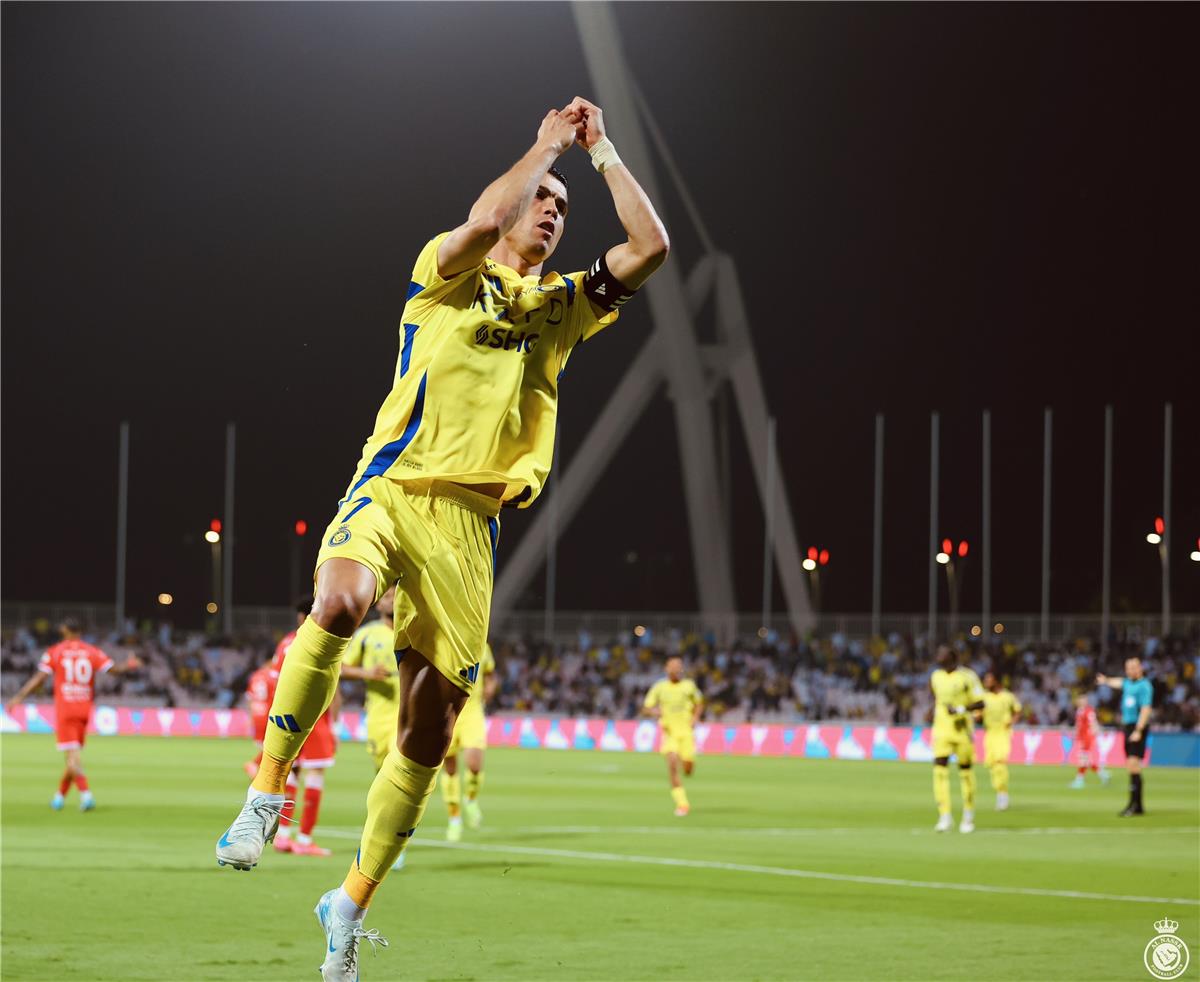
[1154,516,1164,535]
[294,520,308,537]
[210,519,222,534]
[818,549,829,566]
[941,538,952,555]
[958,540,969,558]
[807,546,819,561]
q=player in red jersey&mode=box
[1069,692,1110,788]
[243,661,280,779]
[5,618,141,811]
[269,598,340,857]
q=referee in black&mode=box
[1096,656,1154,816]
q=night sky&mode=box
[3,3,1196,626]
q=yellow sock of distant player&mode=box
[357,748,438,880]
[441,768,462,817]
[258,619,348,791]
[671,785,688,809]
[990,762,1008,793]
[933,764,951,815]
[959,767,977,810]
[465,769,483,801]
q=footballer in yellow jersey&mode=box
[218,97,669,971]
[929,646,986,833]
[980,671,1022,811]
[642,657,703,816]
[441,643,497,841]
[339,585,401,772]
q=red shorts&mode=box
[298,714,337,768]
[56,710,91,751]
[252,714,269,744]
[1077,738,1097,758]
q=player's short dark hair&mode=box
[547,165,569,193]
[60,616,82,635]
[295,595,314,616]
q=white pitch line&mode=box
[316,829,1198,907]
[324,824,1198,839]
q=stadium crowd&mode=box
[2,618,1198,731]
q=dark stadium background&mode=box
[2,3,1195,626]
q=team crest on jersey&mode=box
[328,525,352,547]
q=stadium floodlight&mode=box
[206,602,218,614]
[993,623,1005,634]
[970,625,982,637]
[157,593,173,606]
[205,530,221,544]
[294,520,308,537]
[1146,532,1161,545]
[802,558,817,571]
[936,552,950,565]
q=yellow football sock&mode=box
[671,785,689,809]
[342,863,381,910]
[959,767,977,810]
[252,753,294,796]
[260,619,348,780]
[933,764,951,815]
[357,748,438,880]
[441,769,462,818]
[465,769,483,802]
[990,762,1008,793]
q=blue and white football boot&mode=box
[314,888,389,981]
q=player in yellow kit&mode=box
[929,646,986,834]
[642,656,703,816]
[979,670,1022,812]
[441,643,497,840]
[339,584,400,772]
[213,95,670,979]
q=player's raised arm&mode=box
[4,668,48,713]
[1096,674,1124,689]
[437,109,581,278]
[565,97,670,298]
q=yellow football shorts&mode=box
[316,476,499,697]
[932,722,975,764]
[660,726,696,762]
[365,714,398,771]
[447,700,488,757]
[984,730,1012,766]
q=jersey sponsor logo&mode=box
[474,326,540,353]
[459,662,480,685]
[328,525,352,547]
[270,713,302,733]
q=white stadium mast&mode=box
[490,1,814,639]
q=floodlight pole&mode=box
[115,421,130,630]
[223,422,236,635]
[1041,408,1052,643]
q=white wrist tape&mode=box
[588,137,623,174]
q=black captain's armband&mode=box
[582,252,637,313]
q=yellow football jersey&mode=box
[930,667,985,731]
[344,233,617,509]
[644,678,702,732]
[342,620,400,724]
[981,689,1022,732]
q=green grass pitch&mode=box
[2,734,1197,980]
